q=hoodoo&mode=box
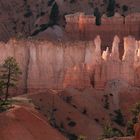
[0,1,140,139]
[0,35,139,94]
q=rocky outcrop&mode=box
[63,64,91,89]
[0,35,139,94]
[0,0,140,42]
[65,12,140,51]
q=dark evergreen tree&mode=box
[94,7,101,25]
[0,57,21,101]
[122,5,128,13]
[24,5,33,18]
[107,0,116,17]
[48,0,55,6]
[49,2,59,25]
[113,109,125,126]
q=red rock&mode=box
[0,106,67,140]
[65,12,140,49]
[0,35,139,94]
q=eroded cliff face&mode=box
[0,35,139,94]
[65,12,140,54]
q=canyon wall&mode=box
[65,12,140,55]
[0,35,139,94]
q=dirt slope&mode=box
[29,90,103,140]
[0,106,67,140]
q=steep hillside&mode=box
[29,87,140,140]
[0,106,67,140]
[0,0,140,41]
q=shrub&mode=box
[122,5,128,13]
[66,96,72,103]
[68,120,77,127]
[70,0,76,4]
[126,102,140,136]
[24,5,32,18]
[0,99,13,113]
[82,108,87,115]
[67,133,78,140]
[126,121,134,136]
[101,124,124,139]
[113,109,125,126]
[78,135,86,140]
[103,95,109,109]
[94,118,99,123]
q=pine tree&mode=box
[107,0,116,17]
[0,57,21,101]
[94,7,101,25]
[49,2,59,25]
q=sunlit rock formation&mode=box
[63,64,91,89]
[0,35,139,94]
[65,12,140,51]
